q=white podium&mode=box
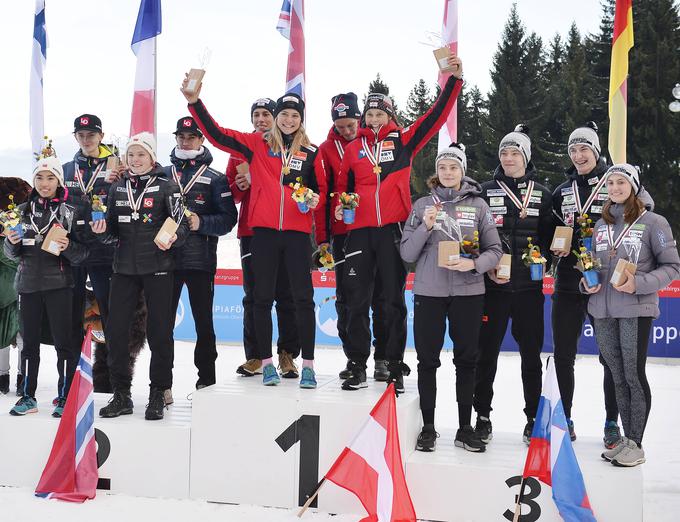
[406,431,643,522]
[0,394,192,499]
[189,375,421,516]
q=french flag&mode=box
[276,0,305,99]
[437,0,458,148]
[35,327,98,502]
[522,358,597,522]
[130,0,162,137]
[325,384,417,521]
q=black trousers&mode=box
[20,288,77,398]
[241,236,299,359]
[415,294,485,414]
[552,291,618,421]
[342,226,407,366]
[332,234,386,361]
[250,228,315,360]
[72,264,113,341]
[474,289,544,420]
[107,272,174,391]
[171,270,217,386]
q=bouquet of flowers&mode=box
[461,230,480,258]
[573,245,601,287]
[289,177,314,213]
[0,195,22,237]
[335,192,360,224]
[522,237,547,280]
[313,243,335,270]
[33,135,54,162]
[91,195,107,222]
[577,213,594,250]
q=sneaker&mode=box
[339,360,352,380]
[299,367,317,389]
[15,374,24,397]
[341,362,368,390]
[195,380,210,390]
[611,439,646,467]
[0,374,9,394]
[601,437,628,462]
[145,388,166,421]
[9,396,38,416]
[237,359,262,377]
[52,397,66,418]
[603,420,622,449]
[278,351,299,379]
[416,424,438,452]
[373,360,389,382]
[387,361,410,395]
[99,390,134,418]
[455,425,486,453]
[164,389,174,406]
[262,363,281,386]
[523,419,535,445]
[474,416,493,444]
[567,419,576,441]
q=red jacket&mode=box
[225,153,253,238]
[335,75,462,230]
[190,101,327,242]
[319,127,355,237]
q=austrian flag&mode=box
[325,384,416,522]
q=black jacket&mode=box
[62,148,116,266]
[100,166,190,275]
[480,162,554,293]
[4,188,88,293]
[552,158,654,294]
[165,147,237,273]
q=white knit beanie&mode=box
[499,124,531,165]
[436,143,467,173]
[127,132,157,163]
[606,164,641,195]
[568,121,601,159]
[32,156,65,187]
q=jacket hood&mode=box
[431,177,482,201]
[74,145,115,168]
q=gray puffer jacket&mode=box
[400,179,503,297]
[583,204,680,319]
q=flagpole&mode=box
[297,477,327,517]
[512,477,528,522]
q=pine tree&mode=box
[403,79,436,198]
[458,85,490,182]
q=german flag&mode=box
[608,0,634,164]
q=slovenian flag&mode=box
[35,327,98,502]
[130,0,162,137]
[276,0,306,99]
[30,0,47,159]
[521,358,596,522]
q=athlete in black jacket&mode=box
[473,125,554,445]
[95,132,189,421]
[167,116,237,388]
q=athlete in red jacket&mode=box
[182,79,326,389]
[225,98,300,379]
[335,55,464,392]
[319,92,387,382]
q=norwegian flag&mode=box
[437,0,459,148]
[325,384,417,521]
[276,0,305,99]
[35,327,98,502]
[130,0,162,137]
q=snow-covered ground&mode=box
[0,341,678,521]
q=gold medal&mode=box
[520,208,527,219]
[373,165,382,175]
[282,166,291,175]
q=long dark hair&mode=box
[602,192,645,225]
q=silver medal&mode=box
[131,211,140,221]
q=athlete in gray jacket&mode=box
[401,144,502,453]
[582,164,680,467]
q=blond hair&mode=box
[265,121,311,156]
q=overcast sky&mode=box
[0,0,603,178]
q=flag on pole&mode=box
[130,0,162,137]
[325,384,417,522]
[521,358,596,522]
[437,0,458,149]
[276,0,306,98]
[30,0,47,159]
[35,327,98,502]
[608,0,634,164]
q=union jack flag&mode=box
[276,0,305,99]
[35,327,98,502]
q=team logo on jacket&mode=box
[143,213,152,223]
[143,198,154,208]
[358,149,367,159]
[334,103,349,113]
[382,141,395,150]
[195,193,205,205]
[293,151,307,161]
[494,215,504,227]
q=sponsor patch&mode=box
[220,192,231,198]
[143,198,154,208]
[590,205,603,214]
[379,150,394,162]
[65,181,79,188]
[561,187,574,195]
[596,242,608,252]
[490,206,507,215]
[381,141,395,150]
[657,230,667,248]
[588,176,600,185]
[457,218,474,227]
[76,220,85,225]
[597,193,609,201]
[118,215,131,223]
[116,186,127,192]
[456,212,476,220]
[486,189,506,197]
[293,151,308,161]
[358,149,367,159]
[146,185,160,193]
[196,176,211,184]
[22,239,35,246]
[489,196,505,207]
[563,195,575,204]
[525,208,540,217]
[116,200,130,207]
[290,158,303,171]
[494,215,504,226]
[564,212,575,226]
